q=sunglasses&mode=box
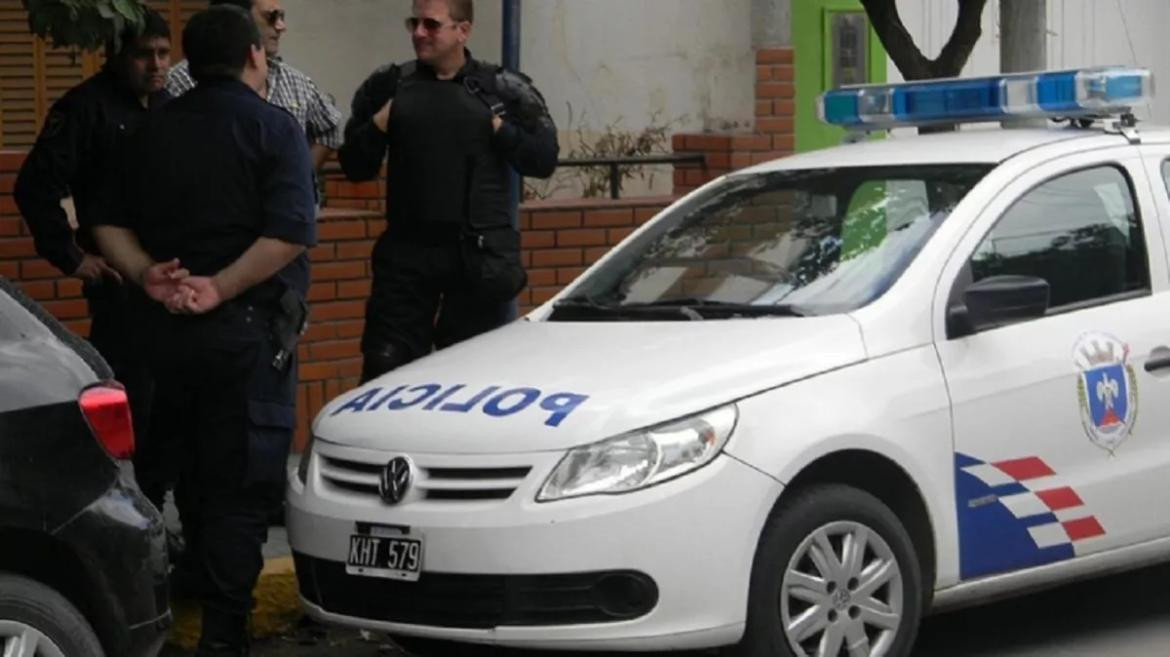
[260,8,286,27]
[404,16,461,33]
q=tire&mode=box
[0,573,105,657]
[734,484,923,657]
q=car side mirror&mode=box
[948,275,1050,338]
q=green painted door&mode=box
[794,0,886,152]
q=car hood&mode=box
[315,316,866,454]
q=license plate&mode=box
[345,529,423,582]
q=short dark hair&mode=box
[208,0,253,11]
[107,8,170,59]
[448,0,474,23]
[184,5,262,83]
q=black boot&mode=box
[195,606,249,657]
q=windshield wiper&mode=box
[552,295,702,320]
[618,298,808,318]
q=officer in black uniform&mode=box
[14,10,171,506]
[340,0,558,382]
[93,6,316,656]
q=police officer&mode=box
[14,10,171,506]
[93,6,315,655]
[341,0,558,382]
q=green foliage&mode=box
[22,0,147,52]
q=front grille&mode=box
[295,553,658,628]
[318,455,532,502]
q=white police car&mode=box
[287,67,1170,656]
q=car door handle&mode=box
[1145,347,1170,373]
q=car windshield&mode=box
[549,164,992,321]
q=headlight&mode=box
[537,404,738,502]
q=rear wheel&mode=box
[0,573,105,657]
[735,484,923,657]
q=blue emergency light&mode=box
[818,67,1153,129]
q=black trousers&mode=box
[146,302,295,646]
[361,234,511,381]
[84,282,163,505]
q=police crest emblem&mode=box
[1073,333,1138,453]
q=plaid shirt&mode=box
[166,58,342,149]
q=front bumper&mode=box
[287,440,782,651]
[56,469,171,657]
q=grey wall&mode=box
[279,0,754,131]
[752,0,791,47]
[521,0,754,135]
[279,0,502,118]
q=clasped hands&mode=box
[142,259,223,315]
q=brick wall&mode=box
[672,47,797,195]
[0,151,95,337]
[0,149,671,449]
[516,196,667,309]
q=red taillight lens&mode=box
[79,385,135,460]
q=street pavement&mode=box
[157,561,1170,656]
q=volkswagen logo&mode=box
[378,457,413,505]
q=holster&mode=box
[269,287,308,372]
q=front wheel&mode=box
[735,484,923,657]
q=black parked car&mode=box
[0,277,170,657]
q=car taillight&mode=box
[79,384,135,460]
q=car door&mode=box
[933,147,1170,582]
[1139,144,1170,282]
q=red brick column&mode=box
[672,47,797,195]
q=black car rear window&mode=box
[0,277,112,380]
[0,279,52,341]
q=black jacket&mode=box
[14,69,168,276]
[339,54,557,234]
[104,79,317,304]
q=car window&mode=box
[1159,159,1170,197]
[969,165,1149,310]
[554,164,990,319]
[0,277,111,379]
[0,283,49,341]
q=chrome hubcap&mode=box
[780,521,903,657]
[0,620,66,657]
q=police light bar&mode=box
[818,67,1153,130]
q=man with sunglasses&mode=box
[341,0,558,382]
[165,0,342,170]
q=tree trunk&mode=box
[859,0,989,80]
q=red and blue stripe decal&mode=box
[956,453,1105,580]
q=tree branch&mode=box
[859,0,932,80]
[860,0,989,81]
[932,0,990,77]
